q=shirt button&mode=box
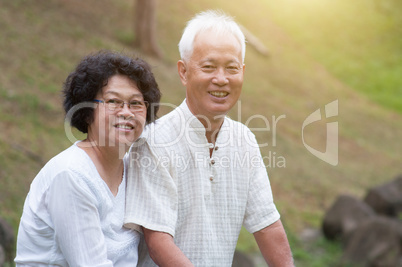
[210,159,215,165]
[209,176,214,181]
[214,146,219,151]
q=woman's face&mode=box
[88,74,147,148]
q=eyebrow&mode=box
[103,91,144,99]
[200,58,241,65]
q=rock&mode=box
[322,194,375,240]
[232,250,255,267]
[0,246,5,266]
[0,217,15,264]
[364,175,402,217]
[342,216,402,267]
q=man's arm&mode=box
[143,228,194,267]
[253,219,294,267]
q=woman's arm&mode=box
[48,171,113,267]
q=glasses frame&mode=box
[93,99,149,111]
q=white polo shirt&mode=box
[125,100,280,266]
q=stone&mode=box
[342,216,402,267]
[0,217,15,264]
[322,194,375,241]
[364,175,402,217]
[0,246,5,266]
[232,250,255,267]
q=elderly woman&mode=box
[15,51,161,266]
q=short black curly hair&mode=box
[63,50,161,133]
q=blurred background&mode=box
[0,0,401,266]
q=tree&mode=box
[134,0,163,58]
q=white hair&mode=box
[178,10,246,63]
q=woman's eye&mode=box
[130,101,142,106]
[106,99,122,105]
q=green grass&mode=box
[263,0,402,114]
[236,224,346,266]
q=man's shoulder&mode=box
[143,106,185,140]
[156,109,180,127]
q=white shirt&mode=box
[15,142,140,267]
[124,100,280,266]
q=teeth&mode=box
[209,91,228,98]
[116,125,133,130]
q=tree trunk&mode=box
[134,0,162,58]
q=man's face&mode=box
[178,30,245,125]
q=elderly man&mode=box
[125,10,294,267]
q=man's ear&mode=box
[177,60,187,86]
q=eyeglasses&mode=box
[94,99,149,112]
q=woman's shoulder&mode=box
[38,143,111,201]
[33,142,99,191]
[46,143,92,173]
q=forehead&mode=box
[191,30,242,62]
[102,75,142,97]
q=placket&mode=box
[207,142,220,195]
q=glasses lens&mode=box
[106,99,123,110]
[129,101,148,111]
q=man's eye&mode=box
[227,66,240,73]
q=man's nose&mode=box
[212,68,229,86]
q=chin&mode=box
[119,138,136,146]
[209,105,231,116]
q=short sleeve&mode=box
[124,141,178,237]
[47,170,113,267]
[243,134,280,233]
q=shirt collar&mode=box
[178,99,206,135]
[179,99,231,147]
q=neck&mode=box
[198,116,224,144]
[79,138,128,196]
[85,138,128,161]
